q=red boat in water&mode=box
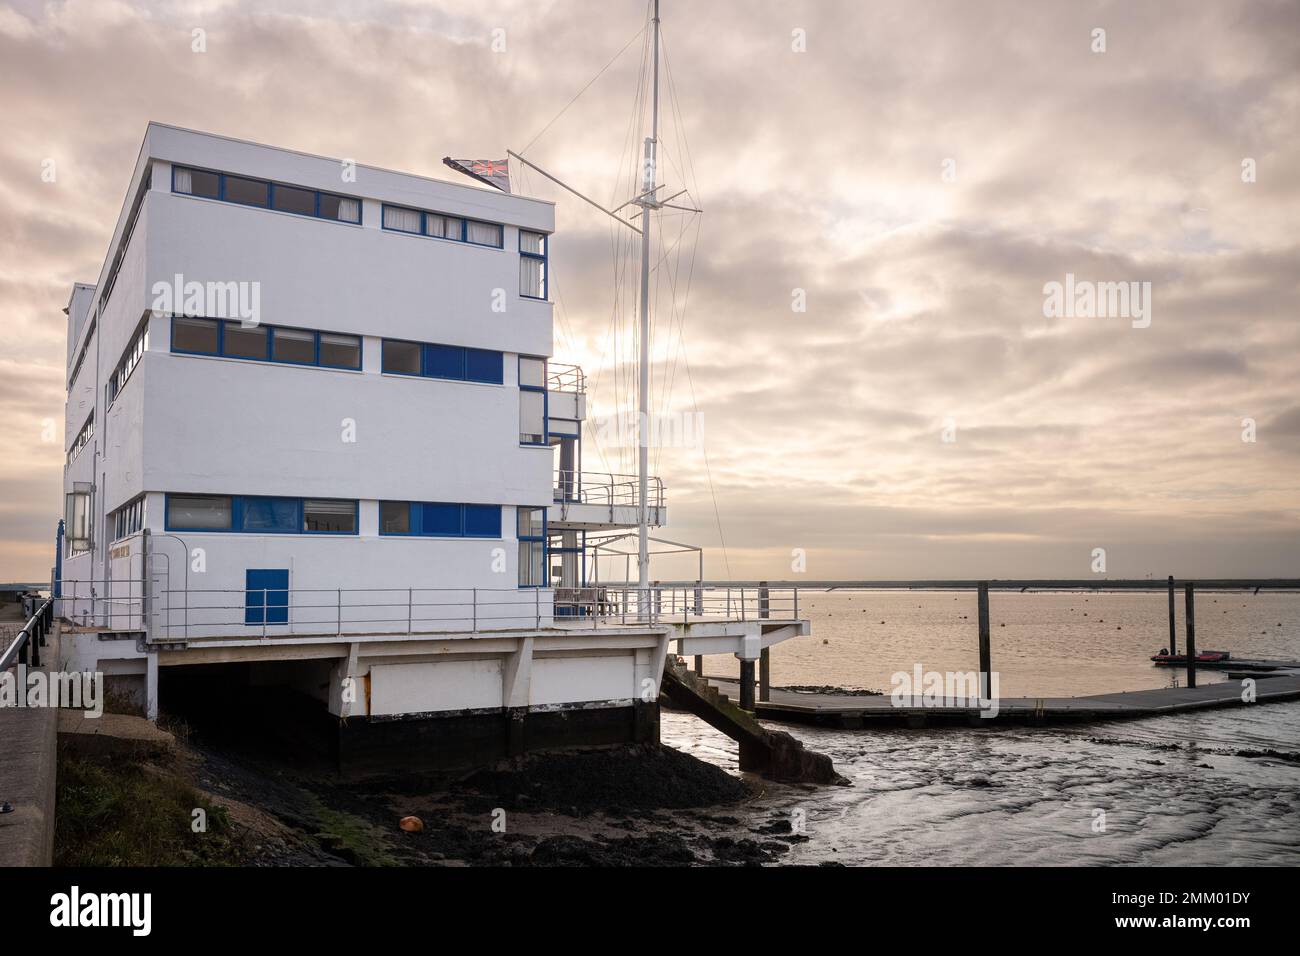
[1150,649,1231,665]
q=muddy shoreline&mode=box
[184,737,818,866]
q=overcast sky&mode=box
[1,0,1297,582]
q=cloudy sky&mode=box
[1,0,1297,582]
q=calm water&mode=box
[667,589,1300,865]
[703,589,1300,696]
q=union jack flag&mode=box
[442,157,510,193]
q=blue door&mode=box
[245,569,289,626]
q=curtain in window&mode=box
[520,257,544,298]
[467,220,500,246]
[336,198,360,222]
[383,206,421,232]
[241,498,298,532]
[173,167,193,194]
[520,391,545,443]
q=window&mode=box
[304,499,356,534]
[382,339,422,375]
[224,175,269,207]
[319,333,362,369]
[520,230,547,299]
[167,495,233,531]
[67,414,94,465]
[65,485,95,554]
[111,496,146,541]
[170,317,361,371]
[519,356,547,444]
[381,203,503,248]
[517,507,546,587]
[379,500,411,534]
[223,321,269,360]
[383,205,422,233]
[173,316,220,354]
[272,184,316,216]
[378,502,503,538]
[381,340,503,384]
[240,497,299,533]
[107,319,148,405]
[165,494,358,534]
[172,166,362,225]
[272,328,316,364]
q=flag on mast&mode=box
[442,157,511,193]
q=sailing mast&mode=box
[635,0,662,617]
[505,0,692,620]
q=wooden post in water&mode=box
[1184,582,1197,689]
[758,581,771,702]
[977,582,991,700]
[693,654,703,677]
[1167,575,1176,655]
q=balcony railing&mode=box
[547,363,586,394]
[553,470,665,509]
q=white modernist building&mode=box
[58,124,805,770]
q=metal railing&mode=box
[50,578,801,642]
[553,470,665,509]
[547,363,586,394]
[0,597,55,671]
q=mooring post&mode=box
[694,654,704,677]
[977,582,991,700]
[739,658,755,711]
[759,581,770,702]
[1184,581,1197,689]
[1167,575,1176,655]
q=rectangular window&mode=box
[319,333,362,369]
[465,348,503,384]
[520,230,548,299]
[272,184,316,216]
[382,339,423,375]
[378,502,503,538]
[176,167,220,199]
[272,327,316,364]
[223,322,269,360]
[303,499,356,534]
[518,356,546,389]
[463,504,502,538]
[424,344,464,380]
[224,175,269,207]
[520,390,546,445]
[173,166,361,225]
[240,497,299,533]
[107,319,149,405]
[173,316,220,354]
[65,486,95,553]
[383,205,423,233]
[379,501,411,535]
[319,193,361,224]
[67,414,95,466]
[467,220,502,247]
[168,495,232,531]
[111,496,146,541]
[421,503,462,537]
[425,214,461,240]
[517,507,546,587]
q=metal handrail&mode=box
[553,470,665,508]
[0,597,55,671]
[546,363,586,394]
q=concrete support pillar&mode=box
[503,637,534,709]
[739,659,755,711]
[144,651,159,721]
[328,642,361,718]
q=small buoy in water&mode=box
[880,620,885,624]
[399,815,424,833]
[1000,623,1005,627]
[1117,626,1122,630]
[822,639,829,645]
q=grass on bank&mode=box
[54,752,243,867]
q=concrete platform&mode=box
[709,672,1300,728]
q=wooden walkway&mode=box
[707,671,1300,728]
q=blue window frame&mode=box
[380,203,503,248]
[379,339,503,384]
[172,165,361,224]
[517,507,547,588]
[170,316,362,370]
[245,569,289,626]
[165,494,358,535]
[378,502,503,538]
[520,230,548,299]
[519,356,548,445]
